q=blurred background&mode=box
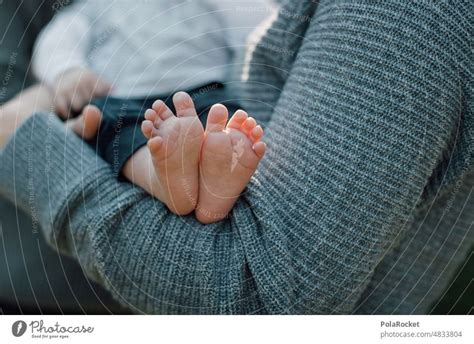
[0,0,471,315]
[0,0,127,314]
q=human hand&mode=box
[51,67,111,119]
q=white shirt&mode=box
[32,0,273,98]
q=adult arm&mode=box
[1,1,471,314]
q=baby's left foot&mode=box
[196,105,266,224]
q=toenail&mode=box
[174,92,188,101]
[153,100,164,108]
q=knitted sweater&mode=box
[0,0,472,314]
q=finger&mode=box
[55,95,70,119]
[70,92,86,113]
[95,79,113,95]
[78,81,95,103]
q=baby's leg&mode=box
[196,105,266,224]
[121,145,168,201]
[70,105,171,206]
[4,89,177,212]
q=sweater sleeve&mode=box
[0,1,470,314]
[0,114,264,314]
[239,1,471,313]
[32,2,91,86]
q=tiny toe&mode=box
[144,109,158,122]
[152,100,174,120]
[242,117,257,133]
[253,141,267,159]
[145,109,163,127]
[206,104,228,132]
[141,120,155,139]
[250,125,264,142]
[148,136,163,154]
[227,110,248,129]
[173,92,197,118]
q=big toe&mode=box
[173,92,197,118]
[206,104,228,133]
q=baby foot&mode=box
[67,105,102,140]
[141,92,204,215]
[196,104,266,224]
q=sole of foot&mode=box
[141,92,204,215]
[196,104,266,224]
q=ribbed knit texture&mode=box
[0,0,473,314]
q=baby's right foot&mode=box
[141,92,204,215]
[196,105,266,224]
